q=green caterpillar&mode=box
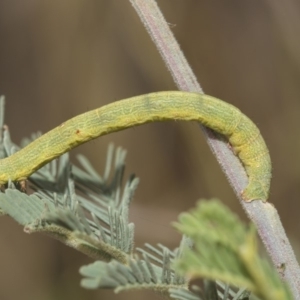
[0,91,271,201]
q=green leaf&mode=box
[173,199,292,300]
[0,145,137,264]
[80,257,186,296]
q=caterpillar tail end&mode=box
[241,180,269,203]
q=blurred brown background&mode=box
[0,1,299,299]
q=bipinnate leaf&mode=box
[173,199,292,300]
[80,257,186,295]
[0,145,136,263]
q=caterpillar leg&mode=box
[0,179,27,192]
[241,179,269,202]
[0,184,5,192]
[18,180,27,192]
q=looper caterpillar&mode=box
[0,91,271,201]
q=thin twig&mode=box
[129,0,300,298]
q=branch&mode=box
[129,0,300,298]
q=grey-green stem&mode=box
[129,0,300,298]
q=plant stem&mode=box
[129,0,300,298]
